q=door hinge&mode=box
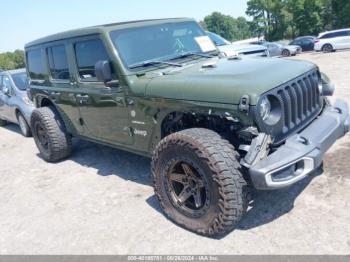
[239,95,250,113]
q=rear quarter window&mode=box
[27,49,47,80]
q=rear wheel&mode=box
[17,112,32,137]
[282,49,291,57]
[152,128,249,237]
[31,107,72,162]
[322,44,334,53]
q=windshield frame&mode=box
[109,21,217,73]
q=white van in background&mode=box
[314,28,350,52]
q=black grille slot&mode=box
[256,69,323,144]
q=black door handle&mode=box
[50,92,61,100]
[76,94,89,104]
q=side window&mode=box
[47,45,70,80]
[27,49,47,80]
[74,39,111,81]
[2,76,13,93]
[321,33,331,39]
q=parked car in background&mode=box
[207,31,269,57]
[251,41,302,57]
[314,28,350,52]
[290,36,316,51]
[0,69,33,136]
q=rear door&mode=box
[71,36,133,145]
[44,41,84,134]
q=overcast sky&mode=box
[0,0,248,53]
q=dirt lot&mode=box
[0,51,350,255]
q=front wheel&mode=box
[152,128,249,237]
[17,112,32,137]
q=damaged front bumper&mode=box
[246,99,350,190]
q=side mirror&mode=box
[95,60,119,88]
[3,86,11,96]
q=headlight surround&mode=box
[319,72,335,96]
[259,97,271,121]
[258,95,282,125]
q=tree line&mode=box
[202,0,350,41]
[0,50,25,71]
[1,0,350,70]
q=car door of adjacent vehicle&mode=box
[0,75,5,119]
[72,36,133,146]
[344,30,350,49]
[0,75,17,122]
[268,43,281,56]
[331,31,347,49]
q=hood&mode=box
[132,57,316,105]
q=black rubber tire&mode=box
[282,49,291,57]
[152,128,249,237]
[17,112,32,137]
[0,118,7,127]
[31,107,72,162]
[322,44,333,53]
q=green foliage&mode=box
[0,50,25,71]
[246,0,350,40]
[202,12,254,41]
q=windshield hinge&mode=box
[239,95,250,113]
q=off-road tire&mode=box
[151,128,249,237]
[31,106,72,162]
[0,118,7,127]
[17,112,32,137]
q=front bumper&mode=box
[249,99,350,190]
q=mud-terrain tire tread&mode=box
[31,106,72,162]
[151,128,249,237]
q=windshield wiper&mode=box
[129,60,182,69]
[169,51,217,61]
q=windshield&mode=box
[110,21,214,71]
[12,73,29,90]
[206,32,230,46]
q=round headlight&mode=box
[259,96,271,121]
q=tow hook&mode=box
[240,133,272,168]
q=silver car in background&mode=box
[251,41,302,57]
[207,31,269,57]
[0,69,34,137]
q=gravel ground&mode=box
[0,51,350,255]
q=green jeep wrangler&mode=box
[25,18,350,237]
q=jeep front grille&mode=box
[256,69,323,144]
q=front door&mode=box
[0,75,16,122]
[72,37,133,145]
